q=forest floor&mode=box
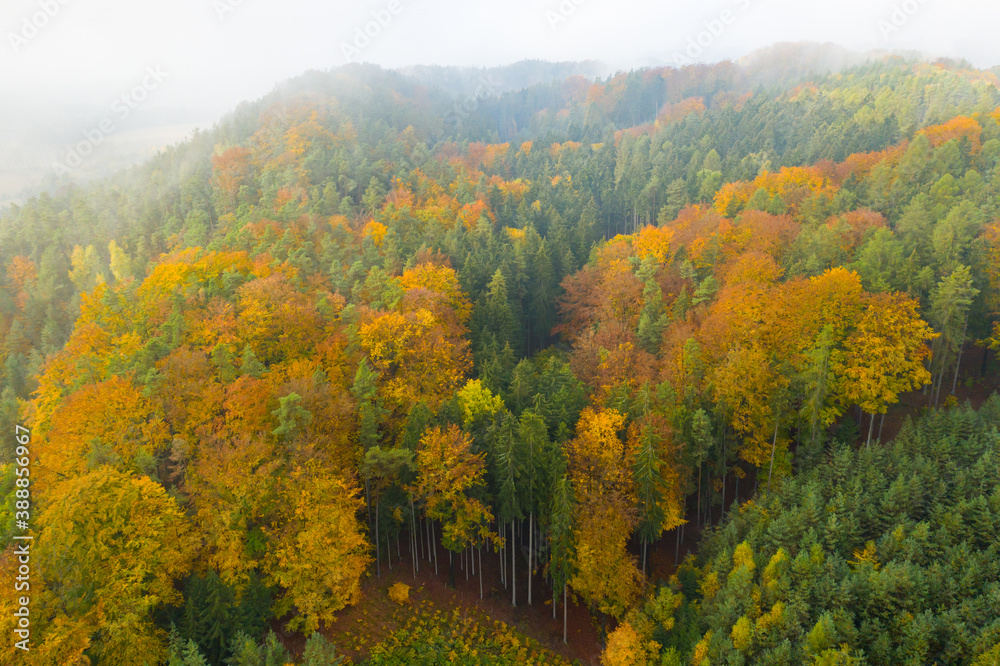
[275,347,1000,664]
[276,533,605,665]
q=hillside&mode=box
[1,47,1000,664]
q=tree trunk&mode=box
[734,466,740,508]
[432,521,438,576]
[952,314,969,396]
[528,513,533,605]
[675,523,681,565]
[563,583,568,644]
[642,538,648,577]
[479,546,483,599]
[375,499,381,578]
[410,499,418,579]
[696,463,702,531]
[500,526,506,587]
[720,439,727,522]
[767,418,779,489]
[511,520,516,607]
[878,412,886,442]
[866,411,876,448]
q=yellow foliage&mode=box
[756,602,785,632]
[633,225,676,264]
[388,582,411,605]
[364,220,388,247]
[731,615,754,651]
[603,621,653,666]
[32,467,196,664]
[456,379,505,424]
[691,631,713,665]
[699,570,721,601]
[266,471,370,634]
[732,541,756,574]
[850,541,880,570]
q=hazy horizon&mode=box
[4,0,1000,205]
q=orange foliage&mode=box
[654,97,706,127]
[826,209,886,253]
[918,115,982,153]
[714,166,839,217]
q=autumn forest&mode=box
[2,49,1000,665]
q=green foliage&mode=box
[655,398,1000,664]
[366,602,571,665]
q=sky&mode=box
[2,0,1000,203]
[3,0,1000,118]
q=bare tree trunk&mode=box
[734,466,740,509]
[952,314,969,396]
[720,439,726,522]
[642,538,648,577]
[878,412,886,442]
[432,521,438,576]
[767,418,779,489]
[563,583,568,644]
[410,499,418,579]
[479,546,483,599]
[511,520,516,607]
[528,513,533,605]
[500,527,506,587]
[866,411,875,448]
[696,463,702,531]
[675,524,681,565]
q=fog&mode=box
[2,0,999,203]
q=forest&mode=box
[1,48,1000,664]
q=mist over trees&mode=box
[2,47,1000,664]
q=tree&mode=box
[361,446,414,577]
[548,473,575,643]
[33,467,196,664]
[415,425,495,588]
[628,414,683,575]
[266,470,370,634]
[834,292,935,445]
[566,408,641,622]
[928,265,978,406]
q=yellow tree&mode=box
[565,408,641,621]
[415,425,495,588]
[31,467,196,665]
[833,292,935,445]
[358,263,472,435]
[711,344,787,469]
[266,468,370,634]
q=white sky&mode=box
[1,0,998,122]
